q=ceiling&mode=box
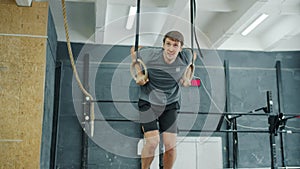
[41,0,300,51]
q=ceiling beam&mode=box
[153,0,236,48]
[15,0,32,6]
[196,0,235,12]
[279,4,300,15]
[153,0,189,46]
[108,0,173,8]
[261,16,300,51]
[206,0,268,49]
[95,0,107,44]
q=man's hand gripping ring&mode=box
[130,59,148,81]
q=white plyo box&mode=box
[137,137,223,169]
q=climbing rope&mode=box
[61,0,95,137]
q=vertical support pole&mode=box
[224,60,238,168]
[275,61,286,167]
[224,60,231,168]
[267,91,278,169]
[232,119,238,169]
[269,134,278,169]
[81,54,90,169]
[159,135,164,169]
[51,62,62,169]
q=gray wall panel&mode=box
[55,42,300,168]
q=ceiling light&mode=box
[241,13,269,36]
[126,6,137,30]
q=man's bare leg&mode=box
[141,130,160,169]
[163,132,177,169]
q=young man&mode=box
[131,31,194,169]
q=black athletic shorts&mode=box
[138,99,180,133]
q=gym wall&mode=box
[54,43,300,168]
[0,1,57,169]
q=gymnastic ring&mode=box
[130,58,148,81]
[183,63,195,81]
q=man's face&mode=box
[163,37,182,63]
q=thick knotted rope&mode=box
[61,0,95,137]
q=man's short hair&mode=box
[163,31,184,46]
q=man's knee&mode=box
[144,130,160,152]
[164,141,176,153]
[145,136,160,151]
[163,133,177,152]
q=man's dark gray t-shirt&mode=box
[138,47,193,105]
